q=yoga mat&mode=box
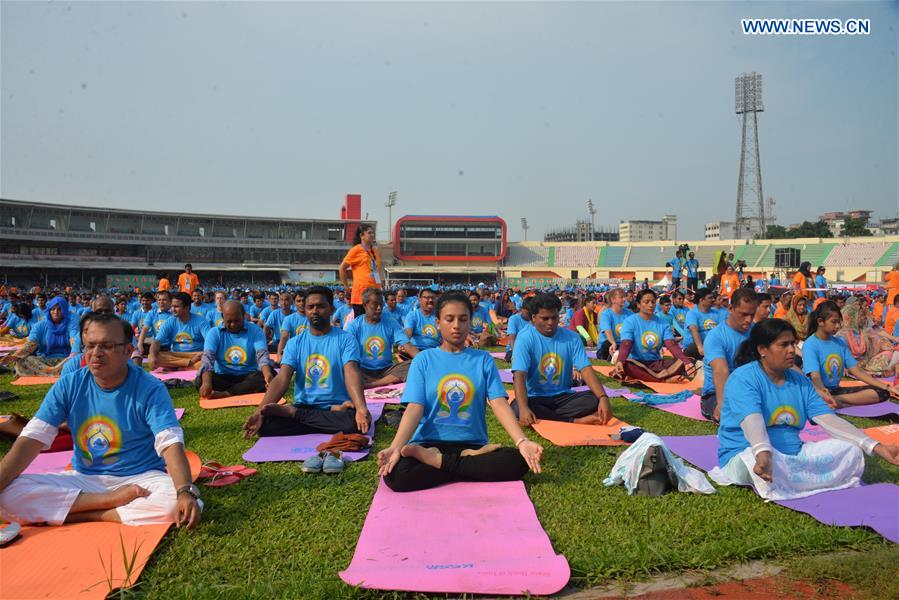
[655,395,711,421]
[661,434,899,543]
[489,351,506,359]
[864,423,899,446]
[339,480,570,595]
[22,451,72,474]
[531,417,630,447]
[590,365,701,394]
[0,522,171,599]
[591,365,642,386]
[837,401,899,418]
[364,383,406,404]
[499,369,514,384]
[242,403,385,463]
[151,369,198,382]
[837,379,868,388]
[10,376,59,386]
[506,385,638,402]
[199,393,285,409]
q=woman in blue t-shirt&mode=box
[718,318,899,490]
[611,289,696,383]
[0,303,38,342]
[378,292,544,492]
[803,301,898,409]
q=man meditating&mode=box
[510,293,614,426]
[378,292,543,492]
[146,292,210,371]
[402,286,440,356]
[0,312,201,528]
[345,287,415,388]
[198,301,274,399]
[242,286,372,438]
[135,290,174,361]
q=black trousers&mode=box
[684,343,703,360]
[597,340,613,361]
[831,386,889,402]
[384,442,528,493]
[361,362,411,383]
[700,392,718,421]
[194,371,267,396]
[509,391,599,423]
[687,277,698,291]
[259,406,358,437]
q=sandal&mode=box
[200,463,258,487]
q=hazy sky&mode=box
[2,1,897,241]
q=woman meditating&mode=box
[611,289,697,383]
[837,296,899,378]
[717,319,899,498]
[378,292,544,492]
[0,297,78,376]
[803,301,899,408]
[784,293,810,341]
[0,303,38,345]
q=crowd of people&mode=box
[1,239,899,537]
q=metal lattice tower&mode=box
[734,72,765,239]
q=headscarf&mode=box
[838,296,867,359]
[44,296,73,355]
[785,293,808,340]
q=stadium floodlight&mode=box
[734,72,765,240]
[385,191,398,242]
[521,217,530,241]
[586,199,597,242]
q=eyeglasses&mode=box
[84,342,128,353]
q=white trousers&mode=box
[0,469,176,526]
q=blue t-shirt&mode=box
[559,307,574,327]
[506,313,531,351]
[280,312,310,339]
[27,318,79,358]
[599,307,633,344]
[264,309,293,335]
[205,309,225,328]
[404,309,441,350]
[247,303,264,320]
[802,334,858,390]
[34,364,179,476]
[142,309,173,339]
[814,275,827,298]
[281,327,360,408]
[470,305,491,334]
[382,305,406,327]
[4,313,37,338]
[718,361,834,467]
[404,347,506,446]
[685,307,720,343]
[154,314,210,352]
[204,322,268,375]
[686,259,699,278]
[32,307,46,322]
[345,316,410,370]
[190,303,208,318]
[702,321,751,396]
[60,352,86,377]
[333,304,353,328]
[258,305,278,323]
[669,306,689,336]
[619,314,673,363]
[511,326,591,397]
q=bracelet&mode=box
[515,437,527,448]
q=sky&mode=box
[2,1,897,241]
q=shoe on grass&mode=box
[302,452,325,474]
[322,451,345,474]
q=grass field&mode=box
[2,354,898,599]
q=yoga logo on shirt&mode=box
[676,313,686,325]
[435,373,474,425]
[174,332,193,346]
[364,335,387,359]
[641,331,661,352]
[295,324,308,335]
[824,353,843,381]
[614,323,624,338]
[154,318,166,332]
[422,324,438,338]
[305,353,331,389]
[77,415,122,467]
[538,352,563,384]
[15,323,27,335]
[224,345,248,366]
[768,405,800,427]
[702,318,717,330]
[472,316,484,330]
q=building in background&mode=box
[819,210,873,237]
[544,220,619,242]
[619,215,677,242]
[705,221,737,240]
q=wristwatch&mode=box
[177,484,202,500]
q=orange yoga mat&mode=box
[0,522,170,599]
[199,393,285,409]
[864,424,899,446]
[531,417,630,447]
[11,376,59,386]
[838,379,869,388]
[591,365,700,395]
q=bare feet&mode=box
[573,415,606,425]
[109,484,151,507]
[460,443,501,457]
[400,444,442,468]
[331,401,354,412]
[260,403,297,419]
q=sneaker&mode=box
[322,451,345,474]
[301,452,325,474]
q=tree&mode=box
[841,216,873,237]
[791,220,833,238]
[763,225,790,239]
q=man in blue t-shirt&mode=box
[684,288,721,360]
[263,292,295,351]
[701,288,759,422]
[135,290,174,361]
[685,252,700,291]
[0,312,201,528]
[346,287,414,387]
[468,291,496,348]
[382,290,407,327]
[504,298,533,362]
[147,292,210,371]
[511,293,613,425]
[243,286,372,438]
[403,287,441,355]
[668,250,685,290]
[198,301,274,398]
[275,291,310,360]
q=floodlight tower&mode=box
[734,72,766,240]
[385,191,397,242]
[586,199,597,242]
[521,217,530,241]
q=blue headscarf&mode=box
[44,296,73,356]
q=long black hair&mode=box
[807,300,841,338]
[735,318,797,367]
[353,224,375,246]
[798,261,812,278]
[14,302,33,322]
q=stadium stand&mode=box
[625,245,679,268]
[554,245,600,267]
[825,242,893,268]
[600,245,627,268]
[875,241,899,267]
[505,245,549,268]
[755,242,835,269]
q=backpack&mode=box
[635,445,678,497]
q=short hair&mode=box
[694,288,715,302]
[306,285,334,307]
[436,291,471,318]
[141,291,156,301]
[184,263,193,269]
[172,292,192,306]
[531,292,562,314]
[635,289,658,304]
[361,286,383,304]
[730,288,759,308]
[80,311,133,343]
[156,290,172,299]
[659,294,672,305]
[385,290,397,300]
[756,292,772,303]
[419,287,437,298]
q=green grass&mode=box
[2,354,897,599]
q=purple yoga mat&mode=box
[151,369,198,382]
[23,451,72,474]
[242,403,385,463]
[655,395,710,421]
[661,434,899,543]
[499,369,514,384]
[490,351,507,359]
[340,480,570,595]
[837,401,899,418]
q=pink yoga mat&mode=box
[655,395,710,421]
[661,434,899,543]
[364,383,406,404]
[340,480,570,595]
[242,403,385,463]
[151,369,198,381]
[490,351,507,359]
